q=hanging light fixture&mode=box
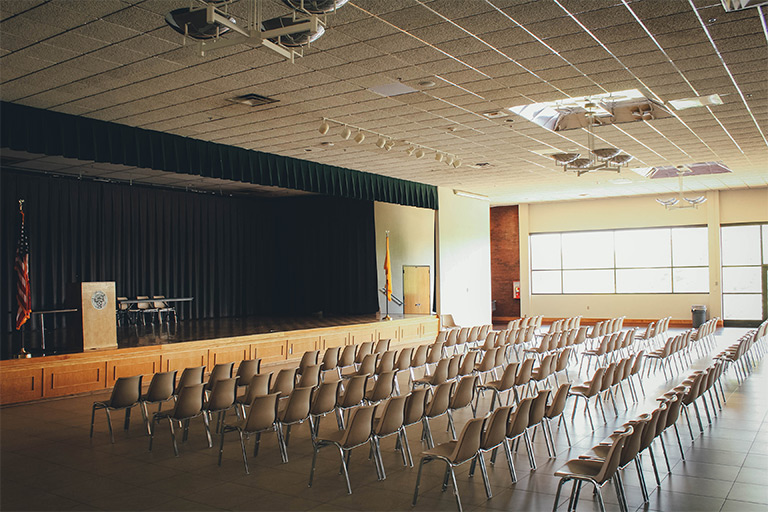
[354,131,365,144]
[656,168,707,210]
[435,152,444,162]
[550,103,633,177]
[375,136,387,149]
[318,119,330,135]
[340,126,352,140]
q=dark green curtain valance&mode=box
[0,101,438,210]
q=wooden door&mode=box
[403,265,430,314]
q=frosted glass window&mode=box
[616,268,671,293]
[673,267,710,293]
[530,234,562,270]
[563,270,614,293]
[615,229,670,268]
[721,225,761,265]
[763,225,768,264]
[672,227,708,267]
[562,231,614,269]
[722,294,763,320]
[722,266,761,293]
[532,271,562,294]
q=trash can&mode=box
[691,304,707,328]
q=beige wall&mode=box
[436,188,492,326]
[374,202,435,316]
[519,187,768,321]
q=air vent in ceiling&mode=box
[227,94,279,107]
[469,162,494,169]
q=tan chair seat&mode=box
[554,458,603,479]
[421,441,458,460]
[570,385,590,394]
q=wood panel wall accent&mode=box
[0,316,438,405]
[490,206,520,320]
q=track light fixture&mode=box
[317,117,462,165]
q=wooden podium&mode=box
[67,282,118,351]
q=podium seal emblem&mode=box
[91,291,108,310]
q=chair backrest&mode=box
[575,326,588,345]
[411,344,429,368]
[339,345,357,368]
[270,368,297,397]
[459,350,479,376]
[619,417,647,467]
[321,347,340,371]
[136,296,150,311]
[356,341,374,363]
[601,363,617,392]
[426,380,455,417]
[340,404,375,448]
[377,350,397,374]
[479,324,491,340]
[357,353,378,376]
[515,357,535,385]
[506,397,534,438]
[640,404,664,450]
[152,295,167,309]
[436,331,448,343]
[374,394,407,437]
[477,348,498,372]
[339,374,368,408]
[110,375,142,408]
[311,379,342,416]
[173,383,205,420]
[206,362,234,390]
[374,338,391,354]
[450,375,477,410]
[280,386,313,424]
[555,348,571,372]
[404,387,429,426]
[468,326,481,343]
[496,362,519,391]
[299,350,320,373]
[244,392,280,433]
[613,359,627,385]
[145,371,176,402]
[427,342,443,364]
[117,296,130,311]
[546,382,571,418]
[441,314,458,329]
[528,388,551,426]
[429,358,450,385]
[176,366,205,394]
[457,327,471,344]
[235,359,261,387]
[207,377,237,412]
[595,426,632,484]
[447,354,462,380]
[448,415,487,464]
[586,367,606,397]
[630,351,644,376]
[369,371,396,402]
[241,372,273,404]
[396,347,414,372]
[481,405,512,450]
[445,329,458,347]
[298,364,322,388]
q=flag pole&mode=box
[383,231,392,321]
[15,199,31,359]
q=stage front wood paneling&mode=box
[0,316,438,405]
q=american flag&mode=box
[15,204,31,330]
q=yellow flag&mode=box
[384,234,392,302]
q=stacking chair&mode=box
[374,338,391,354]
[494,396,535,480]
[412,415,487,512]
[276,386,313,462]
[349,353,377,378]
[297,363,321,388]
[309,379,342,438]
[599,362,619,418]
[422,380,455,448]
[370,395,409,479]
[309,404,377,494]
[426,342,444,372]
[446,375,478,439]
[629,350,646,397]
[152,296,176,324]
[175,366,205,396]
[235,359,261,392]
[569,367,606,431]
[513,357,535,403]
[413,357,449,388]
[205,362,234,394]
[236,372,273,417]
[376,350,397,375]
[136,296,158,326]
[270,368,297,398]
[139,371,176,435]
[149,382,211,456]
[394,347,414,394]
[552,426,632,512]
[478,361,518,411]
[321,346,340,374]
[447,353,462,381]
[337,345,357,378]
[553,348,571,384]
[365,370,396,404]
[298,350,320,376]
[457,350,479,378]
[444,329,458,355]
[474,347,500,384]
[336,374,369,429]
[543,383,572,452]
[468,405,514,499]
[204,377,238,434]
[91,375,142,443]
[355,341,374,367]
[676,372,707,439]
[410,344,430,380]
[636,402,666,489]
[116,296,135,326]
[526,388,552,463]
[218,392,282,474]
[401,387,429,466]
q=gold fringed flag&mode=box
[384,233,392,302]
[15,200,31,330]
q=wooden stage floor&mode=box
[2,313,418,360]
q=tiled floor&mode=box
[1,327,765,511]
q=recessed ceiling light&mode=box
[482,111,509,119]
[227,93,279,107]
[320,141,334,146]
[469,162,494,169]
[368,82,419,97]
[418,80,436,88]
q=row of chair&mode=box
[635,316,671,345]
[542,315,582,335]
[644,330,697,379]
[116,295,177,326]
[586,316,626,341]
[580,329,637,374]
[505,315,543,332]
[715,320,767,384]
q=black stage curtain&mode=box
[1,170,379,339]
